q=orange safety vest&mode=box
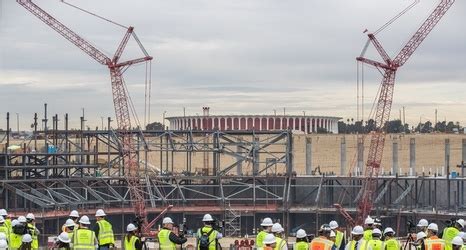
[310,237,334,250]
[426,236,446,250]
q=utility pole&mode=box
[101,116,104,130]
[435,109,438,131]
[283,107,286,116]
[16,113,19,133]
[163,111,167,130]
[273,109,276,116]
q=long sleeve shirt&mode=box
[169,231,187,245]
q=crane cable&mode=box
[374,0,420,35]
[60,0,128,29]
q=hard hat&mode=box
[374,218,382,226]
[427,223,439,232]
[329,221,339,230]
[417,219,428,227]
[58,232,71,243]
[365,216,374,225]
[0,216,4,223]
[127,223,137,232]
[416,231,427,240]
[22,234,33,243]
[351,226,364,235]
[65,219,76,228]
[79,215,91,225]
[372,228,382,236]
[26,213,35,220]
[296,229,307,239]
[0,210,7,217]
[202,214,214,222]
[320,224,332,232]
[261,217,274,227]
[263,233,276,244]
[0,239,7,248]
[272,223,284,233]
[69,210,79,218]
[162,217,174,224]
[18,216,27,223]
[0,233,6,241]
[456,219,465,228]
[11,219,19,227]
[95,209,106,217]
[452,236,463,246]
[330,230,336,237]
[383,227,395,235]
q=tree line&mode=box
[338,119,462,134]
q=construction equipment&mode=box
[339,0,455,225]
[16,0,168,234]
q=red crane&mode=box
[349,0,455,224]
[16,0,169,234]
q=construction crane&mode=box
[338,0,455,225]
[16,0,170,234]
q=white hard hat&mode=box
[427,223,439,232]
[352,226,364,235]
[365,216,374,225]
[65,219,76,228]
[0,239,7,248]
[162,217,174,224]
[261,217,274,227]
[296,229,307,239]
[0,233,6,241]
[417,219,428,227]
[0,216,4,223]
[329,221,339,230]
[372,228,382,236]
[416,231,427,240]
[11,219,19,227]
[271,223,284,233]
[263,233,276,244]
[452,236,463,246]
[69,210,79,218]
[26,213,35,220]
[384,227,395,235]
[202,214,214,222]
[79,215,91,225]
[95,209,106,217]
[456,219,465,228]
[330,230,336,237]
[22,234,33,243]
[18,216,27,223]
[0,210,7,217]
[58,232,71,243]
[127,223,137,232]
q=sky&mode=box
[1,0,465,130]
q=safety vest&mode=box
[158,228,176,250]
[5,219,11,232]
[349,240,367,250]
[334,230,344,248]
[96,219,114,246]
[443,227,459,250]
[275,236,287,250]
[364,230,373,241]
[264,247,274,250]
[310,237,334,250]
[257,231,268,249]
[0,224,10,242]
[367,239,383,250]
[296,241,309,250]
[425,236,446,250]
[124,234,139,250]
[27,223,39,249]
[72,228,96,250]
[197,226,218,250]
[10,233,22,250]
[384,238,399,250]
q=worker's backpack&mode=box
[198,228,215,250]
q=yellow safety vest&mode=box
[5,219,11,232]
[443,227,459,250]
[257,231,268,248]
[425,237,446,250]
[72,228,96,250]
[296,241,309,250]
[124,235,139,250]
[158,228,176,250]
[10,233,22,250]
[96,220,114,245]
[0,224,10,242]
[275,236,287,250]
[27,223,39,249]
[364,230,373,241]
[367,239,383,250]
[197,226,218,250]
[335,230,344,248]
[350,240,367,250]
[310,237,334,250]
[384,238,400,250]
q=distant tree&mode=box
[446,121,456,132]
[365,119,376,133]
[146,122,164,130]
[338,121,347,134]
[385,120,403,133]
[316,127,329,134]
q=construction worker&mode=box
[263,233,277,250]
[55,232,72,250]
[311,224,334,250]
[418,219,429,233]
[344,226,365,250]
[63,210,79,232]
[425,223,445,250]
[257,218,274,249]
[93,209,114,250]
[271,223,287,250]
[157,217,187,249]
[330,231,337,250]
[0,216,9,243]
[443,219,464,250]
[330,221,346,250]
[363,217,374,241]
[383,228,399,250]
[124,223,143,250]
[366,228,383,250]
[10,219,24,250]
[20,233,32,250]
[0,239,7,250]
[72,215,98,250]
[196,214,222,250]
[459,232,466,248]
[63,219,76,242]
[295,229,309,250]
[0,210,10,232]
[414,231,427,250]
[26,213,39,250]
[373,219,382,230]
[451,236,463,250]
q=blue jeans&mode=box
[98,246,110,250]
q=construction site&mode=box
[0,0,463,249]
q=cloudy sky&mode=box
[1,0,465,130]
